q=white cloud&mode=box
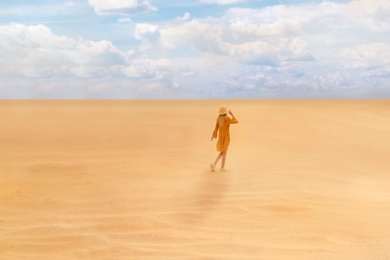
[342,42,390,69]
[118,17,132,23]
[87,0,157,15]
[230,20,302,38]
[2,0,390,98]
[200,0,247,5]
[0,23,129,79]
[175,12,191,22]
[344,0,390,32]
[134,23,160,41]
[347,0,390,16]
[122,58,171,81]
[223,1,390,33]
[0,23,73,49]
[0,23,175,95]
[160,19,313,65]
[158,1,390,97]
[224,3,344,24]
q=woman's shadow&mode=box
[176,169,229,225]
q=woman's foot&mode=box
[210,163,216,172]
[220,167,227,172]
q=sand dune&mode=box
[1,100,390,259]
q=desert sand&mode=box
[1,99,390,259]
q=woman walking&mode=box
[210,105,238,172]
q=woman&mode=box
[210,105,238,172]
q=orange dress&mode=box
[212,116,238,152]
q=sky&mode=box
[0,0,389,99]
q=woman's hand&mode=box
[229,110,234,117]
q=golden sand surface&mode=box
[1,99,390,259]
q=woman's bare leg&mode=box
[211,152,223,172]
[221,149,228,170]
[214,152,224,165]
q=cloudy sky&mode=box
[0,0,389,99]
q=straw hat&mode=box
[218,105,228,115]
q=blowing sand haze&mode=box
[1,99,390,259]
